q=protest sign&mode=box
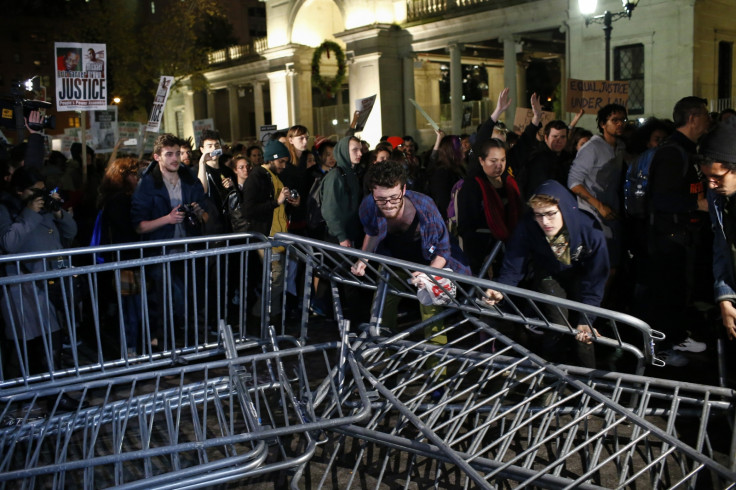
[512,108,555,134]
[146,76,174,133]
[118,122,142,153]
[192,118,215,147]
[90,106,118,153]
[259,124,277,146]
[354,94,377,132]
[55,42,107,112]
[566,79,629,114]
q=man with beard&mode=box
[351,160,469,336]
[568,103,627,275]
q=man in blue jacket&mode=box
[483,180,609,367]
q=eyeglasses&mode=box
[706,169,732,183]
[373,194,403,205]
[533,209,559,221]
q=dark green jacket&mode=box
[321,136,362,243]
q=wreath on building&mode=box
[311,41,346,98]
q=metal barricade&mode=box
[274,233,664,373]
[0,331,372,489]
[0,233,273,391]
[271,234,736,488]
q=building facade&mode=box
[164,0,736,148]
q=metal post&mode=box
[603,10,613,81]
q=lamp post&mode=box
[579,0,639,80]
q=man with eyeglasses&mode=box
[640,96,711,367]
[568,103,627,276]
[699,117,736,346]
[351,160,470,344]
[483,180,609,368]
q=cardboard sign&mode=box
[193,118,215,147]
[146,76,174,133]
[354,94,377,132]
[512,108,555,134]
[55,42,107,112]
[566,79,629,114]
[259,124,277,146]
[90,106,118,153]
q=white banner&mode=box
[55,42,107,112]
[90,106,118,153]
[146,76,174,133]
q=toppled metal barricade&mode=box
[0,332,371,489]
[276,233,736,488]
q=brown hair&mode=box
[97,157,142,208]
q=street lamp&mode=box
[579,0,640,80]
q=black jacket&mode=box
[241,165,279,235]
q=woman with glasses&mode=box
[456,138,523,276]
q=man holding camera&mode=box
[131,133,206,240]
[0,166,77,377]
[196,129,237,234]
[241,140,300,318]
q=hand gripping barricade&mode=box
[273,233,736,489]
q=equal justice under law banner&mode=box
[54,42,107,112]
[565,79,630,115]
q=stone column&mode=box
[206,90,217,122]
[286,62,299,126]
[448,42,463,134]
[267,70,289,128]
[252,80,265,129]
[183,89,195,140]
[502,35,518,125]
[227,84,240,142]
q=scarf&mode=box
[475,174,522,242]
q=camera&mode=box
[289,189,299,200]
[210,149,223,158]
[178,203,200,228]
[0,81,55,132]
[28,187,62,213]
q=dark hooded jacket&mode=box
[320,136,362,243]
[495,180,609,309]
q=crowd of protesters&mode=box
[1,88,736,373]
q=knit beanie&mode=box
[700,117,736,165]
[263,140,290,162]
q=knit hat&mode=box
[263,140,290,162]
[10,166,43,192]
[700,117,736,165]
[386,136,404,149]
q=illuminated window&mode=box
[614,44,644,115]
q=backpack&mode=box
[623,144,687,218]
[307,167,347,231]
[446,179,465,236]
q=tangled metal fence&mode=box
[0,233,733,488]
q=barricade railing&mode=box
[0,233,273,391]
[0,330,372,489]
[305,315,736,488]
[274,233,664,373]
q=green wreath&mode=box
[311,41,346,98]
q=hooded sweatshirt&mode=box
[495,180,609,309]
[320,136,362,243]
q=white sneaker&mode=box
[673,337,706,353]
[658,349,689,367]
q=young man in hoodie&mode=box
[321,135,363,247]
[483,180,609,368]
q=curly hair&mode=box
[152,133,182,156]
[97,157,142,208]
[364,159,407,191]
